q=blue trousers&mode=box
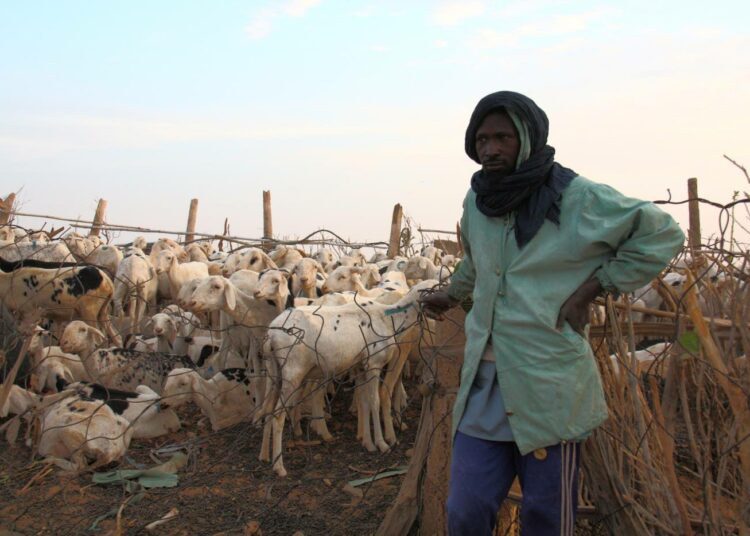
[447,432,580,536]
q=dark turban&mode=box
[466,91,576,248]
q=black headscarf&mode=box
[465,91,577,248]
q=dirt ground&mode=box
[0,383,419,536]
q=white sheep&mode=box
[312,248,338,272]
[222,247,277,276]
[269,245,305,271]
[291,258,327,298]
[153,250,210,301]
[113,247,158,333]
[404,255,452,283]
[260,279,438,476]
[0,239,74,263]
[161,368,257,431]
[36,395,134,469]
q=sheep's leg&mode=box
[272,378,302,477]
[364,365,389,453]
[357,376,375,452]
[309,380,333,442]
[381,341,414,444]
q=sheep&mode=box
[379,256,408,274]
[609,342,673,378]
[153,250,209,301]
[113,247,158,333]
[0,259,120,343]
[321,265,384,298]
[420,245,444,266]
[441,254,458,269]
[161,368,256,431]
[86,244,123,277]
[369,251,389,264]
[132,236,148,250]
[404,255,452,283]
[29,328,90,384]
[186,243,210,263]
[222,247,277,276]
[185,270,292,401]
[229,269,260,295]
[65,382,181,439]
[60,321,196,393]
[149,237,187,263]
[0,239,74,263]
[260,279,438,477]
[291,258,327,298]
[312,248,338,272]
[1,385,41,417]
[269,245,305,271]
[63,232,97,259]
[36,395,134,469]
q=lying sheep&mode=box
[0,259,120,343]
[260,279,438,477]
[60,321,196,393]
[36,395,134,469]
[161,368,256,431]
[66,381,181,439]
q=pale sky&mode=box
[2,1,749,247]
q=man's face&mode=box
[475,111,520,177]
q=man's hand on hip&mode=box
[556,278,603,335]
[419,290,460,321]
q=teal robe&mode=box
[446,176,685,454]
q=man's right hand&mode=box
[419,290,460,321]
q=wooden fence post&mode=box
[387,204,403,258]
[687,178,700,256]
[0,193,16,225]
[89,199,108,237]
[263,190,273,250]
[185,198,199,244]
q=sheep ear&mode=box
[63,368,75,384]
[224,283,237,311]
[89,327,106,346]
[279,269,291,279]
[314,261,326,275]
[351,266,364,274]
[167,318,178,344]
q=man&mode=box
[420,91,684,536]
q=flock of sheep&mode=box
[0,225,455,477]
[1,223,731,478]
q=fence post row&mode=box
[89,198,108,238]
[687,178,700,256]
[185,198,199,244]
[388,203,403,258]
[262,190,273,251]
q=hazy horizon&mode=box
[3,1,749,248]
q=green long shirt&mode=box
[447,176,685,454]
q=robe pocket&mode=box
[559,322,588,359]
